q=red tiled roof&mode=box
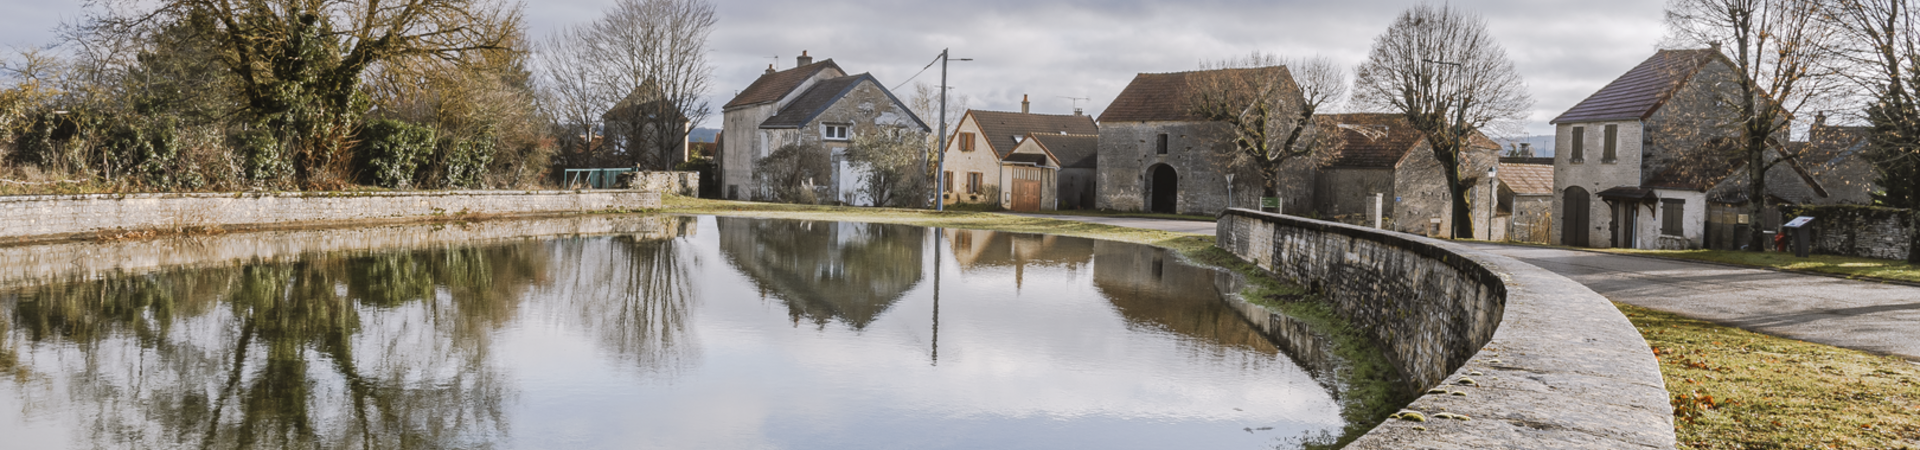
[1498,162,1554,195]
[1552,49,1720,124]
[966,110,1098,158]
[1098,67,1290,123]
[1320,113,1424,168]
[723,60,843,109]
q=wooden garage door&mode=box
[1009,166,1045,212]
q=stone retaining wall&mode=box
[1788,205,1913,261]
[1217,208,1675,449]
[623,171,700,197]
[0,190,661,244]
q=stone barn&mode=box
[1094,69,1275,215]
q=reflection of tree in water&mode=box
[1089,241,1281,354]
[543,218,701,377]
[2,242,548,449]
[717,217,925,330]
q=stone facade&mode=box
[1791,205,1915,261]
[756,77,927,205]
[1096,121,1261,215]
[720,59,846,200]
[1216,208,1675,449]
[0,190,661,243]
[621,171,700,196]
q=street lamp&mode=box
[934,49,972,212]
[1486,164,1497,241]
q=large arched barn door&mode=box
[1563,186,1590,247]
[1148,164,1179,214]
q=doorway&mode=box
[1563,186,1590,247]
[1148,164,1178,214]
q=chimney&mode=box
[1814,112,1827,128]
[1519,143,1532,157]
[765,64,775,74]
[1073,107,1083,116]
[796,50,813,67]
[1021,94,1030,114]
[1709,41,1721,52]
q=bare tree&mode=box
[1354,4,1533,238]
[1826,0,1920,261]
[908,81,968,184]
[1189,53,1347,210]
[1667,0,1843,251]
[845,125,932,207]
[539,0,715,171]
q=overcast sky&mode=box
[3,0,1673,136]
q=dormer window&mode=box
[823,124,850,141]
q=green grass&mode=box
[1619,303,1920,449]
[1011,208,1219,222]
[1599,248,1920,284]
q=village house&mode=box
[1094,69,1274,215]
[1796,113,1877,205]
[1495,156,1556,243]
[1551,47,1825,250]
[937,97,1098,209]
[1310,113,1502,238]
[718,51,928,204]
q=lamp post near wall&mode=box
[1225,173,1234,211]
[1486,165,1497,241]
[934,49,972,212]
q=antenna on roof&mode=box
[1058,96,1089,116]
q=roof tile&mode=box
[967,111,1098,158]
[724,60,843,109]
[1552,49,1719,124]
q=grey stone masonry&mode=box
[1216,208,1675,449]
[0,190,661,244]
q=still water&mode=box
[0,216,1346,449]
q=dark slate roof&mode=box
[1500,156,1554,165]
[1029,133,1099,169]
[723,59,843,109]
[1003,153,1051,166]
[1551,49,1720,124]
[966,110,1098,158]
[1597,186,1658,200]
[1321,113,1424,168]
[758,74,930,131]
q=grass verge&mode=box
[668,196,1408,447]
[1594,248,1920,284]
[1619,303,1920,449]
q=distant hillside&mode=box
[1493,135,1554,157]
[690,127,720,143]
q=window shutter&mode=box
[1571,127,1586,162]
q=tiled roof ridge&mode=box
[1551,48,1721,124]
[722,59,843,109]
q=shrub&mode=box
[359,119,436,189]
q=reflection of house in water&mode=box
[1089,241,1275,352]
[944,229,1094,284]
[718,217,924,329]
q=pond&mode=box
[0,215,1353,449]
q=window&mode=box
[1602,124,1619,163]
[967,172,984,194]
[959,132,976,152]
[1662,199,1685,236]
[1156,134,1170,154]
[823,124,849,141]
[1570,127,1585,162]
[943,171,954,192]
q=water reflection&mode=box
[718,217,924,329]
[1,216,1358,450]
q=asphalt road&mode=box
[1465,243,1920,361]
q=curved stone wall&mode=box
[0,190,660,244]
[1216,208,1675,449]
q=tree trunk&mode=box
[1448,169,1473,239]
[1746,132,1770,252]
[1910,192,1920,264]
[1263,159,1281,213]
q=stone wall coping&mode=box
[0,189,647,204]
[1217,208,1675,449]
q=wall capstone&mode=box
[1216,208,1675,449]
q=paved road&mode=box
[1465,243,1920,361]
[999,213,1218,235]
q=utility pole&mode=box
[935,48,972,211]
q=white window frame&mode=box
[822,124,850,141]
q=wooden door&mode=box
[1563,186,1589,247]
[1012,179,1042,212]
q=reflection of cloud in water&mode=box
[717,217,924,330]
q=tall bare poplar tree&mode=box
[539,0,715,171]
[1354,4,1532,238]
[1827,0,1920,262]
[1188,53,1347,209]
[1666,0,1841,251]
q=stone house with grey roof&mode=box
[1095,69,1274,215]
[1552,48,1825,250]
[938,98,1099,210]
[1496,157,1556,243]
[1311,113,1502,238]
[719,52,928,204]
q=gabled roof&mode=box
[758,73,931,131]
[1320,113,1425,168]
[724,59,844,110]
[966,110,1098,158]
[1028,133,1098,169]
[1498,162,1554,195]
[1552,49,1721,124]
[1098,67,1292,123]
[1002,153,1051,166]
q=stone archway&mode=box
[1148,164,1178,214]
